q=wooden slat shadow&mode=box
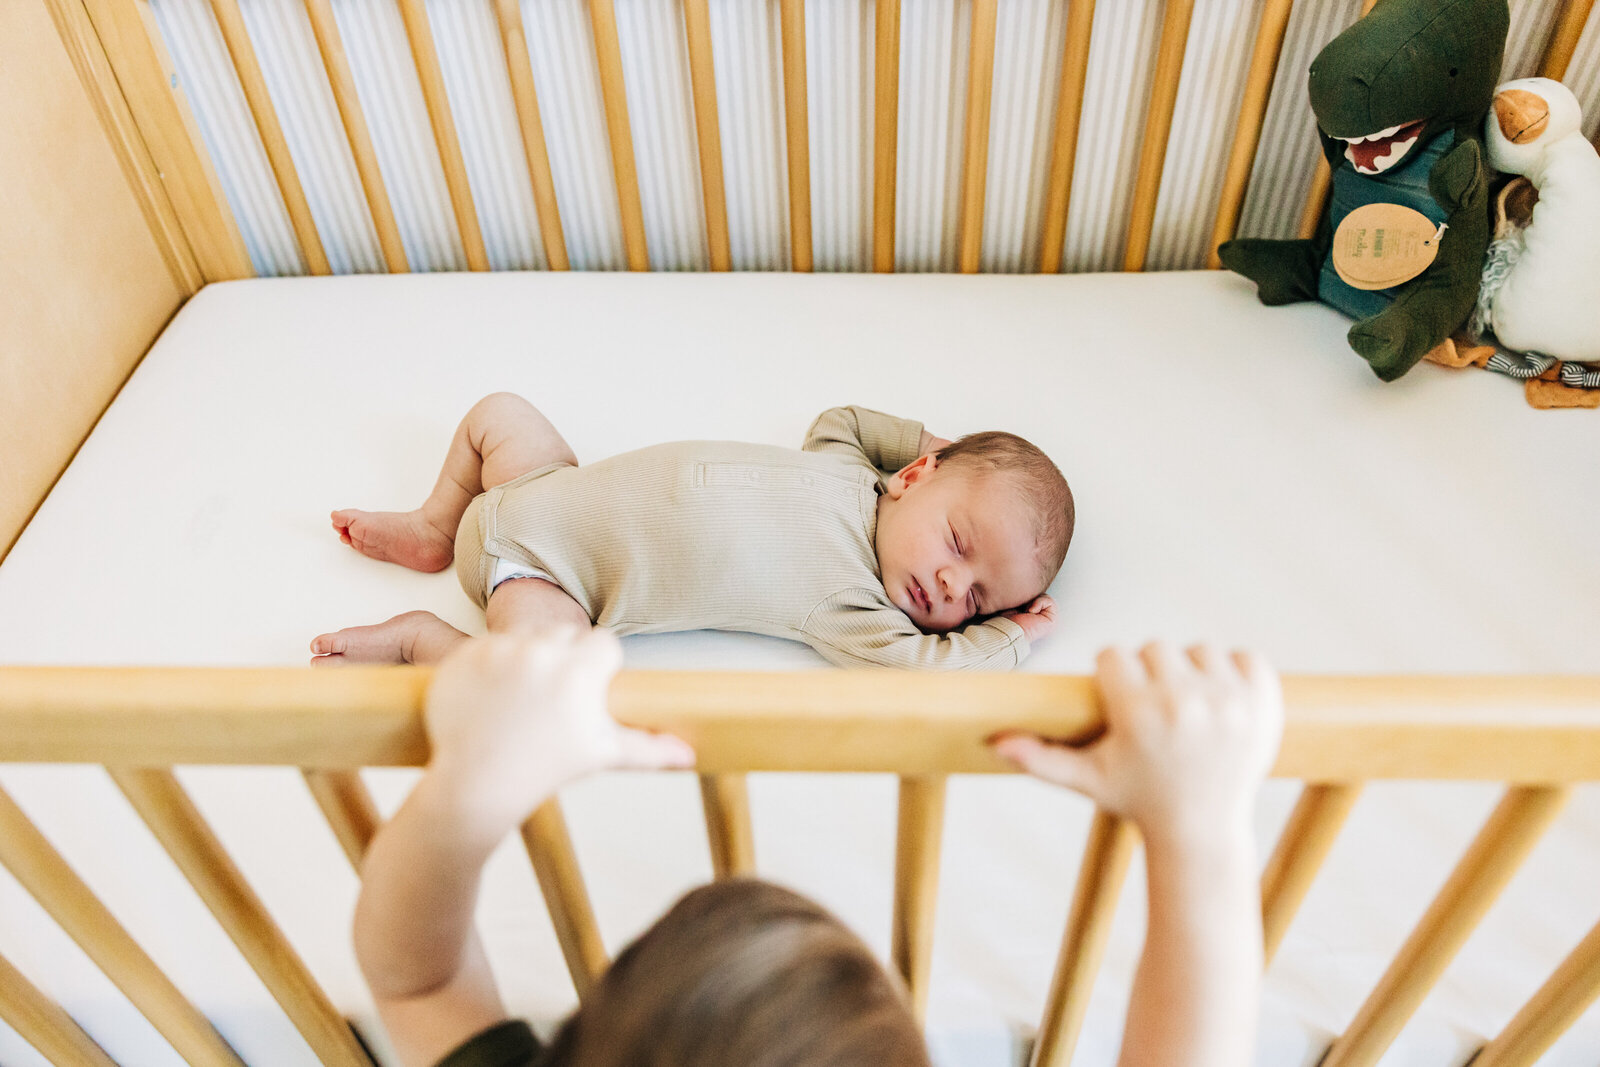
[1122,0,1196,272]
[1031,810,1138,1067]
[302,768,380,871]
[110,768,371,1067]
[891,775,946,1022]
[493,0,569,272]
[1474,916,1600,1067]
[1321,785,1570,1067]
[589,0,649,271]
[301,0,409,273]
[208,0,329,275]
[872,0,901,273]
[957,0,999,274]
[520,797,608,1001]
[1207,0,1295,268]
[779,0,811,272]
[395,0,490,271]
[0,783,244,1066]
[683,0,730,272]
[699,774,754,878]
[0,950,119,1067]
[1260,781,1362,965]
[1037,0,1097,273]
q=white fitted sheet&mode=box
[0,271,1597,1066]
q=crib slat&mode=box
[46,0,205,294]
[395,0,490,272]
[301,0,408,273]
[0,784,245,1067]
[1321,784,1570,1067]
[78,0,252,281]
[683,0,731,272]
[520,798,608,1000]
[779,0,812,272]
[1032,810,1138,1067]
[957,0,999,275]
[492,0,568,272]
[0,950,119,1067]
[588,0,649,272]
[891,775,946,1021]
[109,768,370,1067]
[1260,780,1361,965]
[1122,0,1196,271]
[1474,916,1600,1067]
[302,768,380,871]
[1037,0,1096,273]
[1297,0,1378,241]
[207,0,329,275]
[699,774,755,878]
[1206,0,1295,268]
[1540,0,1596,80]
[872,0,901,273]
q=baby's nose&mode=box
[937,567,969,601]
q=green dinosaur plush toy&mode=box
[1218,0,1509,381]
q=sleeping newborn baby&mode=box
[312,395,1073,669]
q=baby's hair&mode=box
[539,879,929,1067]
[935,432,1074,583]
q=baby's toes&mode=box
[310,632,346,656]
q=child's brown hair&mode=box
[539,879,929,1066]
[936,431,1074,582]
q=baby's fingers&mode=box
[990,733,1102,797]
[612,726,697,771]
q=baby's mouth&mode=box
[910,579,931,615]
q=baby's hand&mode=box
[1001,595,1056,642]
[919,430,953,456]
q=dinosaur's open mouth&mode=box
[1336,119,1428,175]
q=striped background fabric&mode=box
[148,0,1600,278]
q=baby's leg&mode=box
[485,577,590,634]
[333,393,579,572]
[309,611,469,666]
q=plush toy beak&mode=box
[1495,89,1549,144]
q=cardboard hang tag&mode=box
[1332,203,1446,290]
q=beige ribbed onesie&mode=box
[453,406,1029,670]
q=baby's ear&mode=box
[887,454,936,498]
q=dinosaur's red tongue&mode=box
[1347,120,1427,171]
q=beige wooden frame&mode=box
[1,666,1598,1066]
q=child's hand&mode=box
[1001,595,1056,642]
[425,628,694,824]
[918,430,953,456]
[990,643,1282,848]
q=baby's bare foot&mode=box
[310,611,438,666]
[331,508,453,572]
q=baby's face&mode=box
[874,458,1043,633]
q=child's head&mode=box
[875,432,1073,633]
[541,878,929,1066]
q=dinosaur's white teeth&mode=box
[1336,123,1406,144]
[1345,131,1423,174]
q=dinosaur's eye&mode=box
[1449,67,1458,77]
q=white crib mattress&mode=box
[0,271,1597,1066]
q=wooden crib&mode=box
[4,0,1600,1065]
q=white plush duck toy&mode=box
[1476,77,1600,385]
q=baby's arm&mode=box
[802,406,927,473]
[803,591,1033,670]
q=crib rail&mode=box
[3,665,1600,1066]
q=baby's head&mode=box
[875,432,1073,633]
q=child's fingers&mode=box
[990,733,1102,796]
[1094,646,1141,722]
[612,727,697,770]
[1139,641,1188,683]
[1184,642,1236,680]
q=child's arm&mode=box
[802,406,927,473]
[803,590,1041,669]
[353,629,693,1067]
[992,643,1283,1067]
